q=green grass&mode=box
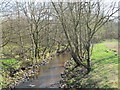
[81,41,118,88]
[0,58,21,88]
[1,40,118,88]
[1,58,19,65]
[66,40,118,88]
[1,58,20,71]
[0,45,59,88]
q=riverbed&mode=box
[15,52,71,88]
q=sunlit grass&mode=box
[66,40,118,88]
[82,41,118,88]
[1,58,20,70]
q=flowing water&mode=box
[15,52,71,88]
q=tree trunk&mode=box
[71,51,88,69]
[86,43,91,73]
[34,42,39,63]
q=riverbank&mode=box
[61,40,118,88]
[1,52,60,88]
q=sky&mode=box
[11,0,119,17]
[11,0,119,2]
[0,0,119,17]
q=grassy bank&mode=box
[0,58,21,88]
[0,47,58,88]
[63,40,118,88]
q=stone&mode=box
[29,84,35,87]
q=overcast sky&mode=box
[11,0,119,16]
[0,0,119,17]
[11,0,119,2]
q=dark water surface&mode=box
[15,53,71,88]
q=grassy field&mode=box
[88,40,118,88]
[65,40,118,88]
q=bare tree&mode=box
[52,1,119,73]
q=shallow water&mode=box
[15,52,71,88]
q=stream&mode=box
[15,52,71,88]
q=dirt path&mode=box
[105,43,118,52]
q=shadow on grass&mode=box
[80,79,99,88]
[93,56,117,65]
